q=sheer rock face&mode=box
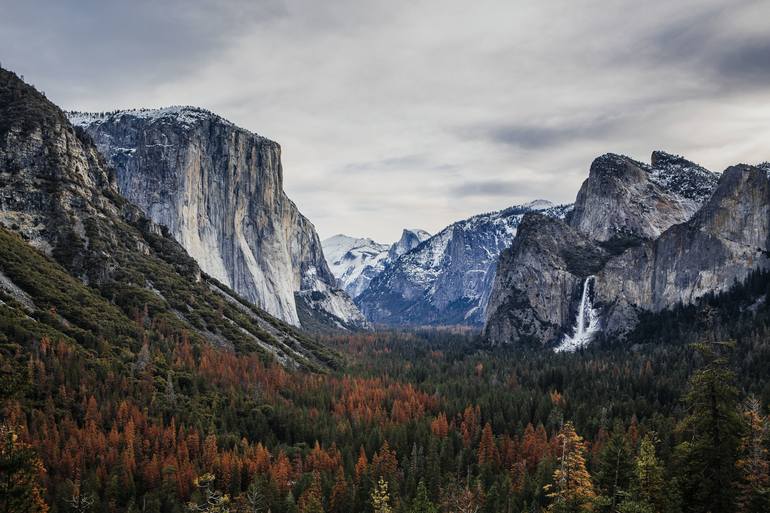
[483,151,761,346]
[356,202,572,326]
[69,108,367,330]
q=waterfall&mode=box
[555,276,599,352]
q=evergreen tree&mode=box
[409,480,437,513]
[619,434,666,513]
[244,478,268,513]
[594,421,633,512]
[297,471,324,513]
[544,422,596,513]
[674,342,745,513]
[329,467,350,513]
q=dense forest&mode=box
[3,264,770,513]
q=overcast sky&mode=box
[2,0,770,241]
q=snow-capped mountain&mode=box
[322,228,431,298]
[323,235,391,298]
[356,201,572,326]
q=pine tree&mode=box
[674,342,745,513]
[544,421,596,513]
[329,467,350,513]
[298,471,324,513]
[619,434,665,513]
[594,421,633,512]
[244,478,268,513]
[478,423,499,468]
[735,396,770,513]
[409,480,437,513]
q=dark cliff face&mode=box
[0,67,338,369]
[69,108,367,331]
[483,151,762,347]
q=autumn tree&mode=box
[298,471,324,513]
[0,425,49,513]
[371,478,392,513]
[329,467,350,513]
[735,396,770,513]
[478,423,499,468]
[545,422,596,513]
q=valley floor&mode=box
[3,320,770,513]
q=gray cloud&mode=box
[717,37,770,82]
[1,0,769,241]
[463,116,622,150]
[449,179,543,198]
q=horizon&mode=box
[3,0,769,240]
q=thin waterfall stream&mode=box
[555,275,599,352]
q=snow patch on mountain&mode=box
[68,106,238,130]
[322,228,431,299]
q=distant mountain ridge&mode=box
[322,228,431,299]
[68,106,368,332]
[354,201,572,326]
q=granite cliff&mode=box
[69,108,367,331]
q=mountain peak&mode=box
[522,199,555,211]
[647,150,718,203]
[389,228,431,260]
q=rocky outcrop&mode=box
[0,67,337,369]
[69,108,367,330]
[485,151,734,347]
[569,152,716,244]
[357,202,572,326]
[322,235,391,298]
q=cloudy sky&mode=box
[2,0,770,241]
